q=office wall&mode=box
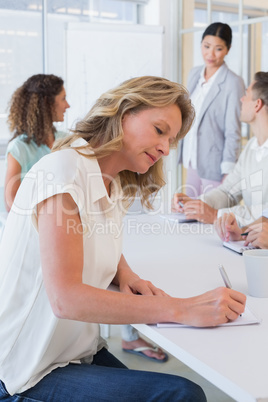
[65,23,163,128]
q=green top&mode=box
[6,131,67,178]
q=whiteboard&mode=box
[65,23,163,128]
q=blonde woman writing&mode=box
[0,76,245,401]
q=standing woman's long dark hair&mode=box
[7,74,64,146]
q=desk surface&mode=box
[122,214,268,402]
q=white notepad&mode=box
[223,240,256,254]
[160,213,197,223]
[157,305,261,328]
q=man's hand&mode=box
[172,193,192,212]
[182,199,218,224]
[214,213,242,242]
[244,221,268,249]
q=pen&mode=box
[218,265,242,317]
[178,201,184,208]
[218,264,232,289]
[241,232,249,236]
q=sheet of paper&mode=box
[223,240,255,254]
[160,213,197,223]
[157,305,261,328]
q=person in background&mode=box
[178,22,245,197]
[4,73,70,211]
[215,211,268,249]
[121,324,168,362]
[0,76,246,401]
[174,72,268,228]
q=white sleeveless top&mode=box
[0,138,124,395]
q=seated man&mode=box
[173,71,268,227]
[215,211,268,249]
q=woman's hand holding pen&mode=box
[114,255,246,327]
[214,213,242,242]
[177,287,246,327]
[115,269,246,327]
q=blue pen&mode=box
[178,201,184,208]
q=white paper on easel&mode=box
[157,305,261,328]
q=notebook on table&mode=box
[160,213,197,223]
[223,240,256,254]
[157,305,261,328]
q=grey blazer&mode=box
[178,62,245,181]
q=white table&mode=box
[122,214,268,402]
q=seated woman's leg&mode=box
[2,349,206,402]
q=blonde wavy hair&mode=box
[54,76,195,209]
[7,74,64,146]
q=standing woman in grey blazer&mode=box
[179,22,245,197]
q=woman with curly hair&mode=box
[0,76,245,401]
[4,73,70,211]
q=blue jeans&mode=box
[0,348,206,401]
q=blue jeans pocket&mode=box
[0,380,9,399]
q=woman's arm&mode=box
[37,193,246,327]
[4,153,22,211]
[214,213,243,242]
